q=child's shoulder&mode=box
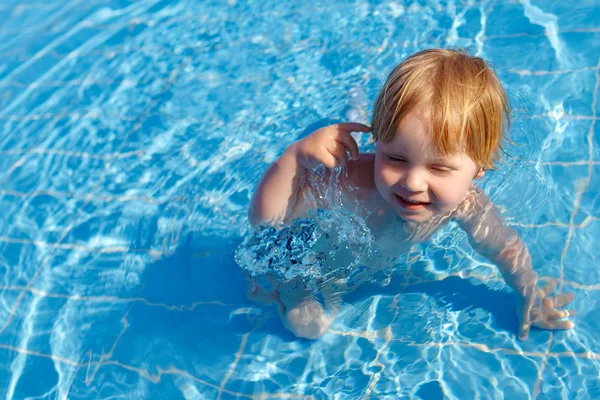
[345,153,376,191]
[337,153,386,215]
[453,183,493,223]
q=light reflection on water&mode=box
[0,0,598,398]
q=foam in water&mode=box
[235,166,396,296]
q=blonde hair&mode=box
[371,48,510,170]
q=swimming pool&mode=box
[0,0,598,398]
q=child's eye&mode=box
[431,166,452,175]
[387,155,406,163]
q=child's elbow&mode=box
[247,197,269,228]
[247,207,264,229]
[247,206,282,229]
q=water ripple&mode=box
[0,0,598,398]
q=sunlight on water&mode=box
[0,0,598,398]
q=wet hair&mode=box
[371,48,510,170]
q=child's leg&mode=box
[245,273,338,340]
[278,277,333,340]
[244,272,285,313]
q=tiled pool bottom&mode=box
[0,231,597,398]
[0,0,599,398]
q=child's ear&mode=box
[474,168,486,179]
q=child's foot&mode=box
[246,274,335,339]
[282,297,333,340]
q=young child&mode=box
[247,48,575,340]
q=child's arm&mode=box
[455,187,575,340]
[248,123,371,227]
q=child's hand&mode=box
[291,123,371,170]
[518,279,575,340]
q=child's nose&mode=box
[400,168,427,192]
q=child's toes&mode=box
[283,299,332,340]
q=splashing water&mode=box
[235,166,395,293]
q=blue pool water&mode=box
[0,0,599,398]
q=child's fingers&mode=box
[336,122,372,134]
[548,308,577,321]
[320,150,339,169]
[538,279,557,298]
[334,132,360,161]
[328,142,349,166]
[543,292,574,309]
[316,144,341,169]
[535,319,575,330]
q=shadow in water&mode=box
[121,232,519,363]
[104,235,262,376]
[113,233,300,370]
[343,273,518,335]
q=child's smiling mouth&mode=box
[394,194,431,211]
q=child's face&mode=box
[374,106,484,223]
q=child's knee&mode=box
[245,274,280,306]
[282,299,332,340]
